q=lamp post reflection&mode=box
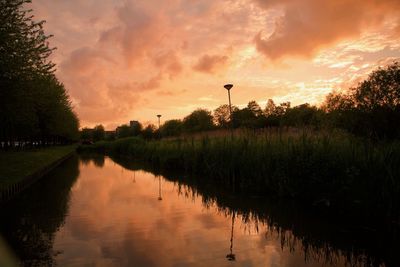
[157,175,163,201]
[226,211,236,261]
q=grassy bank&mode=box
[79,129,400,216]
[0,145,76,188]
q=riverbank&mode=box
[78,130,400,217]
[0,145,76,202]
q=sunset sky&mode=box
[31,0,400,129]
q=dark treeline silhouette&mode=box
[0,0,79,149]
[324,62,400,139]
[84,61,400,142]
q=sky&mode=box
[31,0,400,129]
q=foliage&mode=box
[282,103,323,127]
[323,61,400,139]
[92,125,105,141]
[142,124,156,140]
[183,109,214,132]
[0,0,79,147]
[116,125,132,139]
[161,119,183,137]
[213,104,238,128]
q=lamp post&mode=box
[157,114,162,129]
[224,84,233,131]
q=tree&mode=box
[247,100,263,117]
[142,124,156,139]
[183,109,214,132]
[92,125,105,142]
[81,128,93,140]
[232,108,258,128]
[264,99,276,116]
[0,0,55,80]
[282,103,322,127]
[0,0,79,146]
[161,119,183,137]
[323,61,400,138]
[352,62,400,111]
[130,121,142,136]
[116,125,131,139]
[213,104,238,128]
[263,99,291,127]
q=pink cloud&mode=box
[193,54,229,73]
[253,0,400,60]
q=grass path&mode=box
[0,145,76,188]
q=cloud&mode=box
[253,0,400,60]
[153,51,183,79]
[193,54,229,73]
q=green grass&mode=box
[79,129,400,216]
[0,145,76,188]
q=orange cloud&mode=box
[193,54,228,73]
[153,51,183,79]
[253,0,400,60]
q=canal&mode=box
[0,154,397,267]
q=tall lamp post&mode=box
[224,84,233,131]
[157,114,162,129]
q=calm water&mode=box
[0,154,397,267]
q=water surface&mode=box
[0,155,396,267]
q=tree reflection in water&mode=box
[1,153,397,267]
[0,155,80,267]
[111,155,399,267]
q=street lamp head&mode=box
[157,114,162,118]
[224,84,233,90]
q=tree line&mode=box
[0,0,79,149]
[83,61,400,141]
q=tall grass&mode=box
[79,128,400,217]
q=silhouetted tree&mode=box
[323,61,400,138]
[116,125,131,139]
[130,121,142,136]
[92,125,105,142]
[264,99,276,116]
[142,124,156,140]
[247,100,263,117]
[81,128,93,140]
[161,120,183,137]
[282,103,322,127]
[0,0,79,147]
[213,104,238,128]
[232,108,257,128]
[183,109,214,132]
